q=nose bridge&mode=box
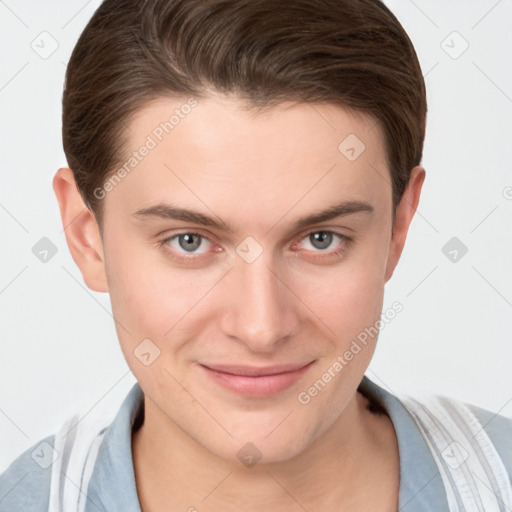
[221,248,298,351]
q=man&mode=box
[1,1,510,510]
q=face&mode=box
[57,92,423,464]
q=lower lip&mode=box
[199,362,315,398]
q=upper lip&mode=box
[200,361,314,377]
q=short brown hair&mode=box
[62,0,427,231]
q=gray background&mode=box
[1,0,511,471]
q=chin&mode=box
[196,424,315,467]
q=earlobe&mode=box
[384,165,426,283]
[53,167,109,293]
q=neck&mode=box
[131,390,399,511]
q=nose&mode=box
[219,250,300,353]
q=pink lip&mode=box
[199,361,316,397]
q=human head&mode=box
[54,0,426,465]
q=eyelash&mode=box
[158,230,352,264]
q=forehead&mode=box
[103,94,391,229]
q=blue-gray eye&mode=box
[177,233,203,252]
[309,232,334,250]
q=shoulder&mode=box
[404,393,512,478]
[358,375,512,508]
[464,400,512,473]
[0,435,55,512]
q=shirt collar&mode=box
[85,383,143,512]
[358,375,449,510]
[85,375,448,511]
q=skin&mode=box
[53,92,425,511]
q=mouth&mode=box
[198,361,316,397]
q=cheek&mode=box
[303,237,389,337]
[104,239,224,360]
[308,273,385,357]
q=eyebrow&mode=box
[132,200,374,233]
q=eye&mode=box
[303,231,338,250]
[160,232,213,259]
[293,230,350,259]
[303,231,346,252]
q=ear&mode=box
[384,165,425,283]
[53,167,109,293]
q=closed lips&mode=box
[200,362,314,376]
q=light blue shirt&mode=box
[1,375,511,511]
